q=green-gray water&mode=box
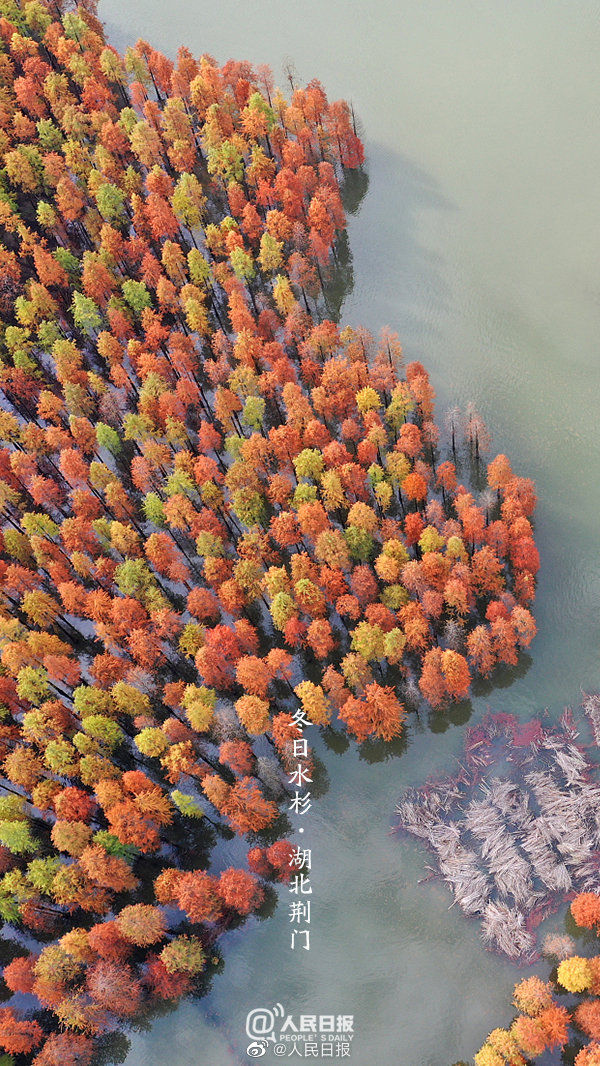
[98,2,600,1062]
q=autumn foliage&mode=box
[0,0,538,1059]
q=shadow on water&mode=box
[323,165,371,319]
[321,725,351,755]
[341,164,370,217]
[96,1032,133,1066]
[343,142,455,360]
[323,144,453,333]
[324,229,355,322]
[423,653,534,738]
[472,652,534,697]
[356,731,410,765]
[316,165,370,321]
[426,699,473,735]
[307,753,330,799]
[254,883,279,921]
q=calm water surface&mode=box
[98,2,600,1062]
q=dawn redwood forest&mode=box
[0,0,594,1062]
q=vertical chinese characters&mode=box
[288,706,313,950]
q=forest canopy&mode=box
[0,0,539,1062]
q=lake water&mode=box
[97,2,600,1062]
